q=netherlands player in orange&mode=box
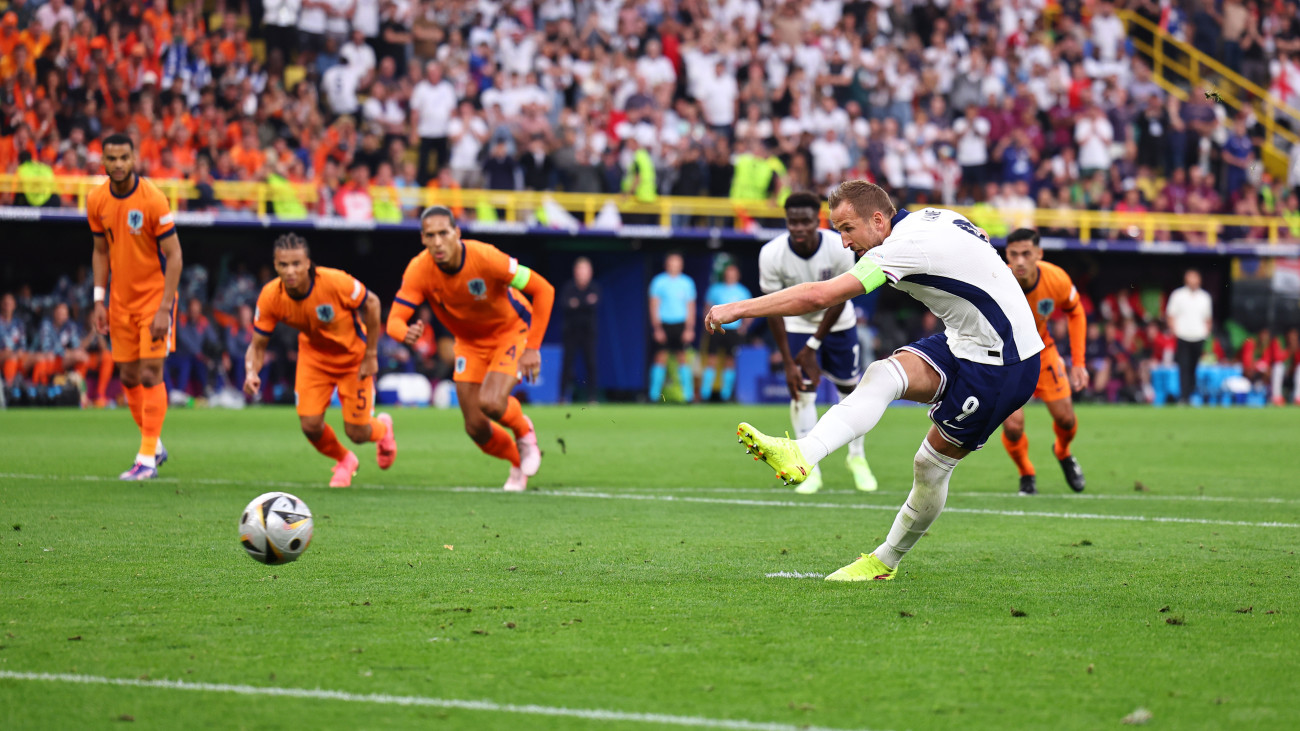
[88,133,183,480]
[1000,228,1088,495]
[243,234,398,487]
[386,206,555,491]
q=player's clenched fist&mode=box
[92,302,109,335]
[243,371,261,398]
[403,319,424,347]
[704,304,738,334]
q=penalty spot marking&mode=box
[2,473,1298,529]
[0,671,878,731]
[766,571,826,579]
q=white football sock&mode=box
[796,359,906,464]
[839,388,866,459]
[790,390,818,439]
[155,438,165,456]
[136,453,157,468]
[874,440,959,569]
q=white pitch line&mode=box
[0,671,875,731]
[1,473,1297,529]
[765,571,826,579]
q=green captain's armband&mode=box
[849,257,887,293]
[510,265,532,290]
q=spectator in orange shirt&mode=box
[231,130,267,179]
[142,0,173,46]
[0,42,36,82]
[153,147,183,180]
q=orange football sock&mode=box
[1053,420,1078,459]
[124,384,144,428]
[309,424,350,462]
[74,359,91,379]
[499,396,532,438]
[139,383,168,459]
[2,357,18,383]
[365,416,388,443]
[477,422,521,467]
[1001,431,1035,477]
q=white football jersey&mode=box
[758,229,858,334]
[865,207,1044,366]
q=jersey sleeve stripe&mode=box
[252,325,273,336]
[507,290,533,327]
[394,296,420,308]
[156,225,177,240]
[352,309,367,343]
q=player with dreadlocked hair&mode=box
[243,233,399,487]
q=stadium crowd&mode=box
[0,0,1299,234]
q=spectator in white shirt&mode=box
[952,105,990,201]
[409,61,458,184]
[699,60,739,137]
[636,39,677,88]
[1166,269,1214,404]
[1075,104,1115,175]
[297,0,329,56]
[262,0,303,63]
[340,29,376,77]
[808,95,850,140]
[1090,1,1127,63]
[361,81,404,138]
[322,56,362,116]
[34,0,76,34]
[324,0,354,42]
[447,101,490,188]
[809,129,850,187]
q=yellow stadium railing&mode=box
[1,174,1296,245]
[1120,10,1300,180]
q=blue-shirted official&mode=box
[648,252,697,402]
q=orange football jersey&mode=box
[86,174,176,314]
[254,266,370,372]
[394,240,533,343]
[1023,261,1082,354]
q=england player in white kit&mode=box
[706,181,1044,581]
[759,192,877,494]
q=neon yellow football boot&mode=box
[794,466,823,494]
[737,422,813,486]
[824,553,897,582]
[846,455,878,492]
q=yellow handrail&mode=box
[1120,10,1300,180]
[1,175,1295,244]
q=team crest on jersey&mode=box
[127,209,144,233]
[921,209,941,221]
[819,268,833,281]
[1036,298,1055,317]
[467,278,487,298]
[315,304,335,323]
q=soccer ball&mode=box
[239,492,314,565]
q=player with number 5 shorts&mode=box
[243,233,397,488]
[387,206,555,492]
[705,181,1043,582]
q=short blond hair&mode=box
[827,180,895,221]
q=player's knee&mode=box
[1055,413,1076,431]
[300,422,325,441]
[464,417,492,443]
[479,397,506,422]
[343,423,370,444]
[119,371,140,388]
[1003,422,1023,441]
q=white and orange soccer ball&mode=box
[239,492,314,565]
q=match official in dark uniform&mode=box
[560,257,601,403]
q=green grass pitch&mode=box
[1,403,1297,730]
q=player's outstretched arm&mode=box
[706,273,865,333]
[243,331,270,398]
[386,300,418,344]
[91,234,109,335]
[359,290,382,379]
